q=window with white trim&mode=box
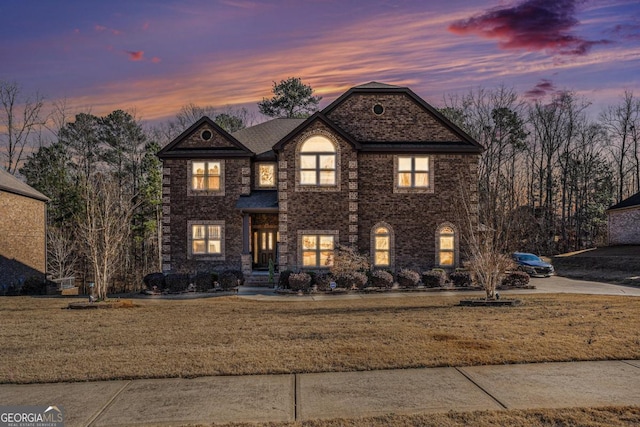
[299,136,336,186]
[301,234,335,267]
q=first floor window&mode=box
[302,234,334,267]
[192,161,221,191]
[373,226,390,267]
[397,156,429,188]
[192,224,222,254]
[438,226,455,266]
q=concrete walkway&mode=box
[1,360,639,426]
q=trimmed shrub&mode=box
[369,270,394,288]
[223,269,245,286]
[422,270,446,288]
[193,272,218,292]
[397,268,420,288]
[288,272,311,292]
[165,274,190,293]
[278,269,293,289]
[333,272,367,289]
[143,272,165,290]
[501,271,530,288]
[219,271,240,290]
[450,270,473,287]
[313,272,332,291]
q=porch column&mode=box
[241,213,252,276]
[242,213,250,254]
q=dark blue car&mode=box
[512,252,555,277]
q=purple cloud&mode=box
[449,0,611,55]
[524,79,557,99]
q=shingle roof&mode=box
[354,82,403,89]
[232,118,306,155]
[608,191,640,211]
[235,191,278,212]
[0,168,49,202]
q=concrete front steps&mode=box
[245,271,279,287]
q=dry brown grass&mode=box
[201,406,640,427]
[1,294,639,384]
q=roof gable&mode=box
[322,82,483,153]
[272,112,360,152]
[608,191,640,211]
[158,116,253,159]
[0,168,49,202]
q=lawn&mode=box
[1,293,639,384]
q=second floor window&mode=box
[258,163,276,188]
[397,156,429,188]
[192,161,221,191]
[299,136,336,186]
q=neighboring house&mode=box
[158,82,483,278]
[607,191,640,245]
[0,167,48,292]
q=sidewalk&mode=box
[1,360,639,426]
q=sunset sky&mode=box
[1,0,639,124]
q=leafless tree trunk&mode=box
[0,80,45,174]
[77,175,135,300]
[601,90,639,201]
[47,227,78,280]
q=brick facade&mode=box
[608,207,640,245]
[0,191,47,287]
[159,83,482,275]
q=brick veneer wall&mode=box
[277,121,357,270]
[0,191,46,286]
[326,93,462,142]
[608,208,640,245]
[358,153,478,271]
[162,157,249,273]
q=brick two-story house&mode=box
[158,82,483,278]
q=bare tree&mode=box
[0,80,45,174]
[601,90,640,201]
[47,227,78,280]
[78,175,135,300]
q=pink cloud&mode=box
[142,22,150,30]
[95,25,107,32]
[126,50,144,61]
[151,57,161,63]
[449,0,611,56]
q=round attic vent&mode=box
[373,104,384,115]
[201,130,213,140]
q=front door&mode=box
[253,229,277,269]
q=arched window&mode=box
[371,222,394,268]
[437,225,456,267]
[299,135,336,186]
